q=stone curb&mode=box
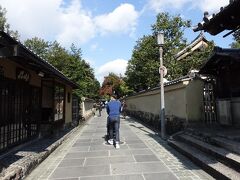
[2,128,78,180]
[1,114,94,180]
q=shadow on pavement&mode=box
[123,116,213,179]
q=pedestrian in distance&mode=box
[92,103,97,116]
[121,100,127,119]
[97,101,102,117]
[106,94,121,149]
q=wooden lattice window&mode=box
[54,85,65,121]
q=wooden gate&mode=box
[203,78,217,124]
[0,76,40,153]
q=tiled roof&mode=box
[175,32,208,60]
[199,47,240,75]
[126,75,192,98]
[193,0,240,36]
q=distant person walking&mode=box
[106,94,121,149]
[97,101,102,116]
[121,100,127,119]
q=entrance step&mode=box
[211,137,240,155]
[168,139,240,180]
[184,128,212,142]
[176,134,240,171]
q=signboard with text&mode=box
[16,68,30,82]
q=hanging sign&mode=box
[16,68,30,82]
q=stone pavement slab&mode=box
[79,174,144,180]
[144,172,178,180]
[84,156,135,166]
[111,162,169,174]
[58,158,85,167]
[26,112,214,180]
[134,154,159,162]
[50,165,110,179]
[64,151,109,159]
[109,149,153,156]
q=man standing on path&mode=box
[106,94,121,149]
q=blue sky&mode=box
[0,0,232,83]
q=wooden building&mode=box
[200,47,240,126]
[194,0,240,126]
[0,31,78,153]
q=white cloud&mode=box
[0,0,139,47]
[192,0,229,12]
[147,0,229,13]
[147,0,190,12]
[94,4,139,36]
[0,0,62,39]
[56,0,96,46]
[96,59,128,84]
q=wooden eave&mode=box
[199,47,240,75]
[0,31,79,89]
[193,0,240,35]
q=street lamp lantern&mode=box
[157,32,164,46]
[157,31,166,140]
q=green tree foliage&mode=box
[24,38,100,99]
[125,35,159,91]
[0,5,19,39]
[152,13,191,80]
[126,12,191,91]
[24,37,50,59]
[230,30,240,48]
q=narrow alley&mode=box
[26,112,212,180]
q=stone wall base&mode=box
[126,110,184,135]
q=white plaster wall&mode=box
[165,86,186,119]
[186,79,204,122]
[126,79,204,122]
[127,89,160,114]
[81,98,95,120]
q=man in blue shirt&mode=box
[106,94,121,149]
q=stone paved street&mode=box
[26,112,213,180]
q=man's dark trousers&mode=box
[108,116,120,142]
